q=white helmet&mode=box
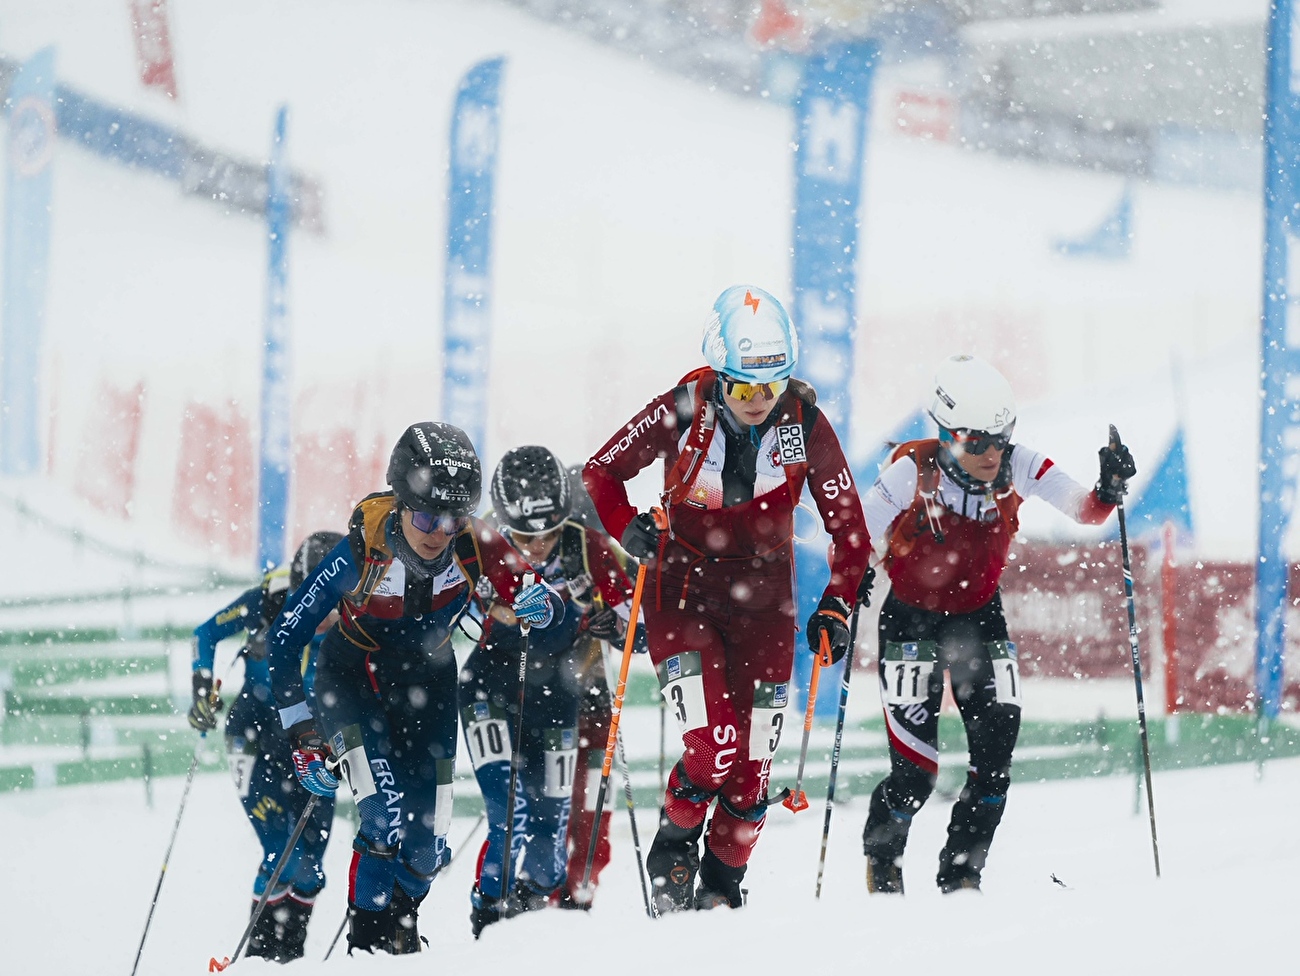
[701,285,799,383]
[928,354,1016,434]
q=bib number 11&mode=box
[882,641,937,706]
[988,641,1022,707]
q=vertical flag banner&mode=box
[0,47,57,476]
[442,57,505,458]
[1256,1,1300,722]
[257,106,291,572]
[127,0,180,100]
[790,41,878,714]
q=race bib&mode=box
[657,652,708,733]
[748,682,788,761]
[227,753,257,799]
[543,728,579,798]
[988,640,1022,707]
[331,724,377,802]
[462,702,511,770]
[882,640,938,706]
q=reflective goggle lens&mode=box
[409,511,466,534]
[946,423,1014,456]
[722,377,789,402]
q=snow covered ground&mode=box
[6,752,1294,974]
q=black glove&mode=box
[1097,426,1137,505]
[620,512,662,560]
[805,595,852,665]
[585,605,624,641]
[187,668,223,733]
[858,564,876,607]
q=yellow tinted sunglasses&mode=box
[721,377,789,402]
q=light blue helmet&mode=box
[701,285,799,383]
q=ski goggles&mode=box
[408,511,468,535]
[721,376,789,403]
[940,423,1015,456]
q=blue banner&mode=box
[790,41,878,716]
[1119,427,1193,541]
[0,48,57,476]
[442,58,505,458]
[1256,0,1300,721]
[257,106,291,572]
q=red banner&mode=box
[74,380,145,518]
[127,0,179,99]
[998,541,1154,680]
[171,400,253,558]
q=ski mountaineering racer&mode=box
[188,531,343,962]
[583,284,871,913]
[461,445,638,936]
[264,422,563,954]
[860,353,1137,894]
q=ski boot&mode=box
[346,902,394,955]
[866,856,905,894]
[389,886,428,954]
[554,886,593,911]
[693,846,745,910]
[264,895,313,961]
[646,809,704,914]
[506,879,552,917]
[243,898,283,960]
[863,782,912,895]
[470,885,501,940]
[935,778,1005,894]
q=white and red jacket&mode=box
[865,439,1113,614]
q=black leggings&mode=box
[863,590,1021,881]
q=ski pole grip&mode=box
[519,571,536,635]
[651,506,669,531]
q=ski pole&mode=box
[783,631,833,813]
[322,811,487,960]
[129,737,205,976]
[500,572,536,902]
[600,642,655,918]
[1110,424,1161,878]
[581,561,648,891]
[212,792,321,969]
[815,593,865,898]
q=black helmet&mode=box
[490,446,570,534]
[290,530,345,589]
[387,422,482,517]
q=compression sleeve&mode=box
[268,537,360,729]
[583,388,682,543]
[191,586,262,673]
[804,410,871,605]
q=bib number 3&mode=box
[656,652,707,734]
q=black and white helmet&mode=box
[387,422,482,517]
[491,446,570,535]
[290,530,345,589]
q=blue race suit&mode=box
[192,572,334,908]
[265,493,563,917]
[460,519,637,902]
